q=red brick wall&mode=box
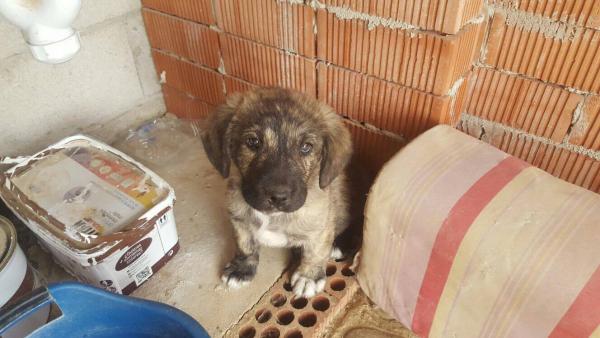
[460,1,600,193]
[142,0,600,192]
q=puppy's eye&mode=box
[300,142,313,155]
[246,136,261,150]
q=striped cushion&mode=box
[358,125,600,338]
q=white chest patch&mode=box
[254,210,288,247]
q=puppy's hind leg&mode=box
[222,222,259,289]
[331,224,359,261]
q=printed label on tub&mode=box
[11,147,162,238]
[115,238,155,286]
[96,226,168,293]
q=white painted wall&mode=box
[0,0,165,156]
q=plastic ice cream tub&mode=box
[0,135,179,294]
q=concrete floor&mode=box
[15,115,412,338]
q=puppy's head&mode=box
[202,88,352,213]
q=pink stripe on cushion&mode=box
[388,143,507,323]
[411,157,530,337]
[379,139,476,319]
[549,267,600,338]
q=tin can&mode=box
[0,216,50,338]
[0,215,39,308]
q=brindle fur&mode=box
[202,88,352,296]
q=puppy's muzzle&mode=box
[241,161,308,213]
[265,184,292,207]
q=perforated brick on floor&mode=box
[224,259,360,338]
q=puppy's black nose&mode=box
[266,185,291,205]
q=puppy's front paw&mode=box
[221,256,257,289]
[291,272,326,298]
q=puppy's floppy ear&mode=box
[319,113,352,189]
[201,94,243,178]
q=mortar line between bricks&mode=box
[142,7,209,27]
[323,61,465,98]
[311,1,319,98]
[342,116,408,144]
[148,28,307,66]
[141,6,215,29]
[210,0,228,94]
[489,3,600,37]
[460,112,600,161]
[221,30,307,58]
[143,6,222,34]
[152,47,222,73]
[475,63,598,96]
[209,0,220,29]
[567,99,587,140]
[162,83,218,106]
[224,75,258,93]
[279,0,485,37]
[478,5,494,65]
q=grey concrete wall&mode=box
[0,0,165,156]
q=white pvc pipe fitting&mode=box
[0,0,82,64]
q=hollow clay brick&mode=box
[485,9,600,94]
[317,63,468,140]
[162,85,216,119]
[220,34,317,96]
[569,96,600,151]
[489,0,600,30]
[458,119,600,194]
[316,9,483,96]
[321,0,484,34]
[463,67,582,143]
[152,50,225,106]
[143,9,221,69]
[224,260,361,338]
[345,122,405,177]
[142,0,214,25]
[215,0,316,57]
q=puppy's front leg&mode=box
[291,231,333,298]
[222,220,259,289]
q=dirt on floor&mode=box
[326,289,416,338]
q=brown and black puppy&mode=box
[202,87,352,298]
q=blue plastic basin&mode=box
[0,282,210,338]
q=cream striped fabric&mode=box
[358,126,600,338]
